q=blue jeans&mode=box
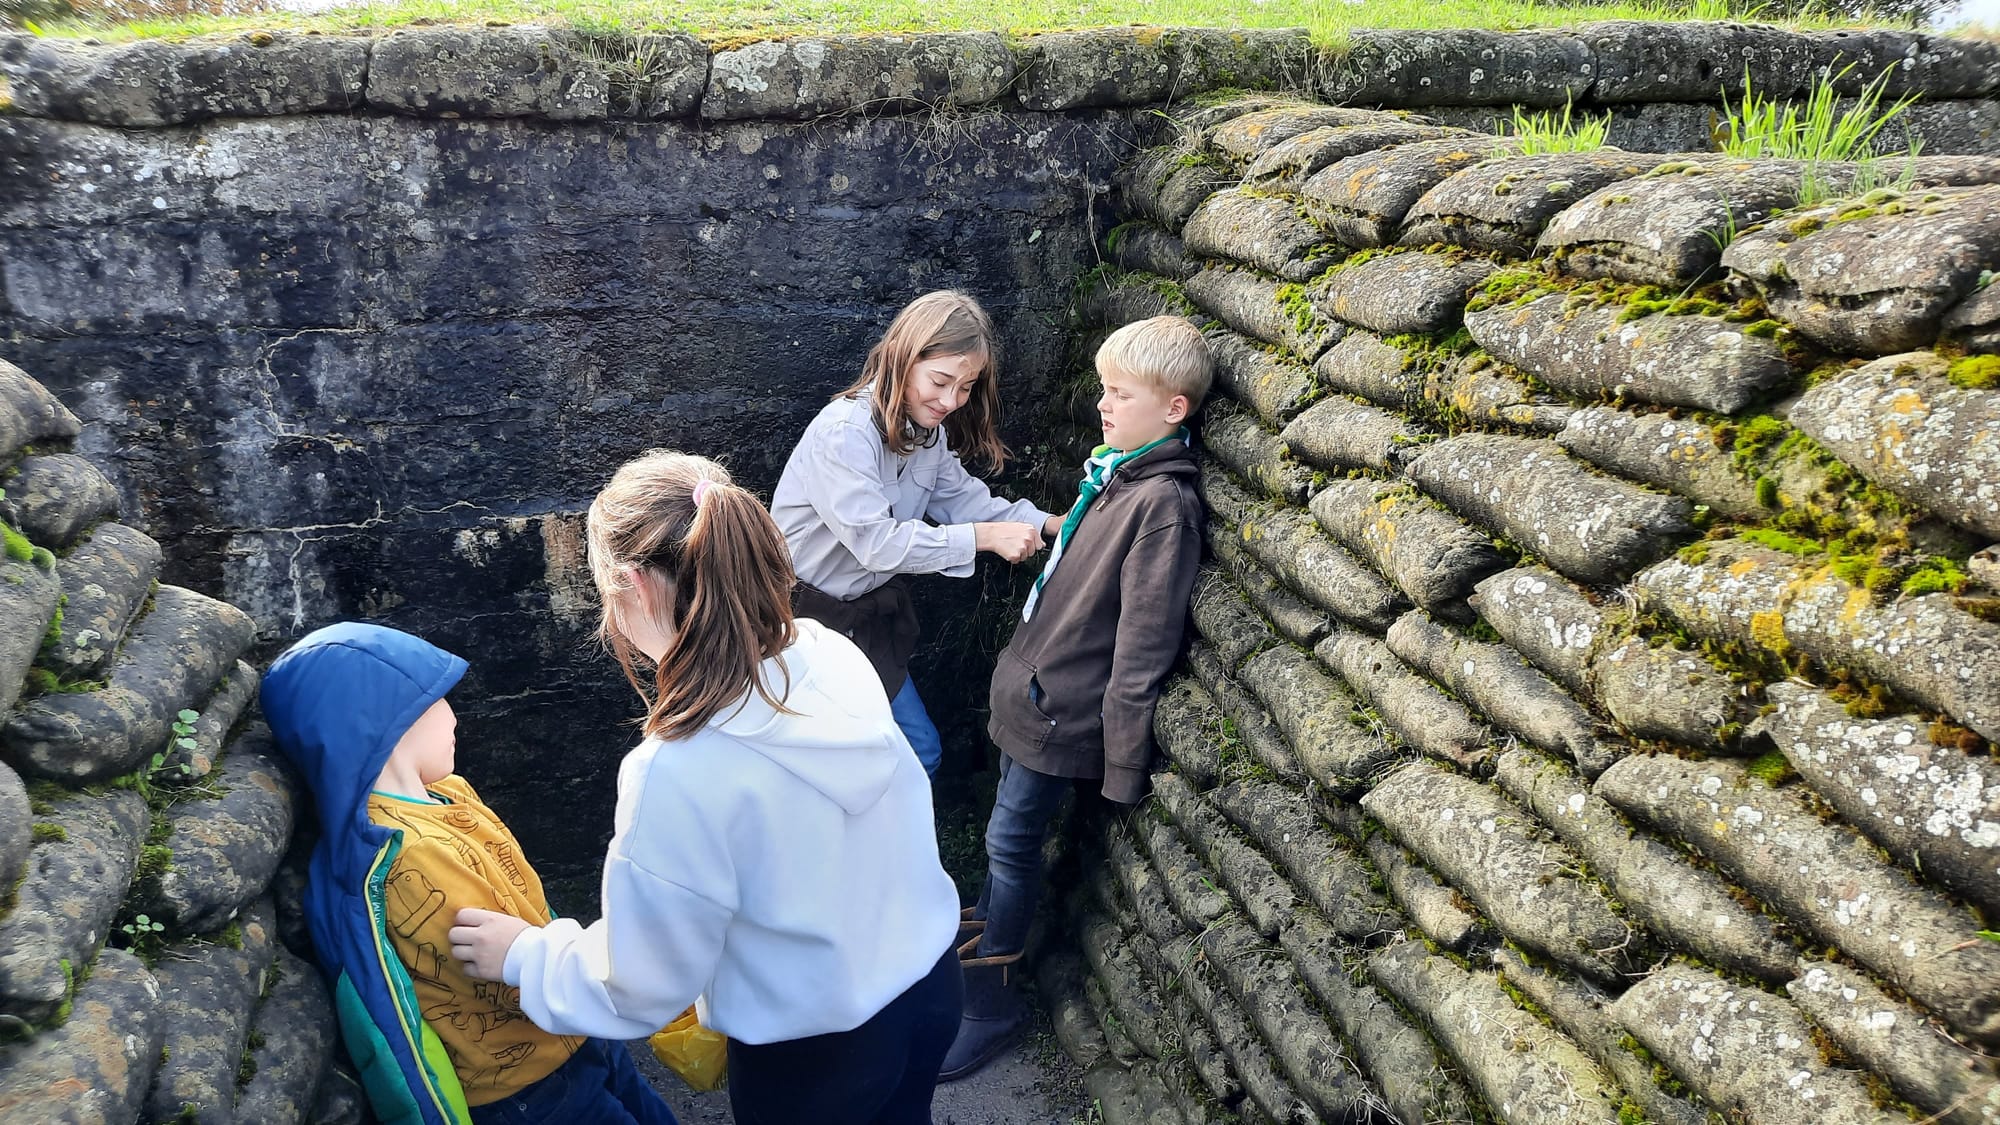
[727,946,963,1125]
[890,676,943,777]
[468,1037,678,1125]
[972,753,1075,957]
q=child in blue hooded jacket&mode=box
[262,622,678,1125]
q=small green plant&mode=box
[1494,100,1610,156]
[119,913,168,960]
[1720,64,1920,207]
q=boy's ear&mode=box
[1165,394,1190,424]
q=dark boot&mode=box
[937,951,1025,1083]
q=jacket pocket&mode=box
[991,649,1056,734]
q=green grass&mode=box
[30,0,1867,45]
[1719,62,1921,205]
[1497,101,1612,155]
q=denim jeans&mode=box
[467,1037,678,1125]
[890,676,943,777]
[972,753,1075,957]
[727,946,963,1125]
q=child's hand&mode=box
[448,907,533,981]
[975,521,1044,564]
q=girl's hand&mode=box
[449,908,533,981]
[975,521,1044,564]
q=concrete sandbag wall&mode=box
[1046,93,2000,1125]
[0,359,356,1124]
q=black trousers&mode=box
[725,947,963,1125]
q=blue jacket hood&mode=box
[262,621,467,891]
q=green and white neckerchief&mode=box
[1021,428,1188,622]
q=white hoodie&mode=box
[502,620,962,1045]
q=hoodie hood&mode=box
[262,621,468,891]
[710,620,905,816]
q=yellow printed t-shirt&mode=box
[367,776,583,1106]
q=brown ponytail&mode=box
[586,450,798,741]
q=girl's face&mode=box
[901,351,982,430]
[611,570,676,663]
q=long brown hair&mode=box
[836,289,1010,474]
[586,450,798,741]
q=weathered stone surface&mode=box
[1208,778,1401,940]
[234,947,335,1122]
[1785,569,2000,743]
[7,453,119,550]
[3,585,257,784]
[0,544,59,718]
[1466,294,1798,415]
[0,762,28,906]
[1406,433,1695,586]
[703,32,1011,120]
[1542,160,1814,284]
[1401,151,1658,257]
[1315,250,1494,335]
[1239,507,1408,631]
[1367,940,1629,1124]
[1077,272,1203,333]
[1612,964,1901,1125]
[1118,146,1238,229]
[0,34,368,127]
[1722,183,2000,355]
[1106,222,1191,281]
[1365,760,1638,981]
[137,727,295,934]
[1491,947,1707,1125]
[1363,833,1483,953]
[1318,631,1491,770]
[1185,644,1306,784]
[1208,105,1393,167]
[1942,272,2000,351]
[1182,265,1344,360]
[1240,645,1398,797]
[1153,676,1225,788]
[1495,747,1794,981]
[1801,28,2000,100]
[1469,566,1617,697]
[1208,527,1330,649]
[1789,352,2000,539]
[1300,135,1516,248]
[1424,356,1574,434]
[1195,456,1258,526]
[1197,919,1383,1122]
[1556,406,1768,520]
[1155,772,1298,938]
[145,898,279,1125]
[1789,959,2000,1125]
[1182,189,1330,282]
[0,358,80,462]
[1581,21,1815,103]
[1388,613,1616,776]
[1591,636,1756,753]
[1309,478,1506,621]
[1080,915,1169,1060]
[1189,568,1271,671]
[1243,121,1464,189]
[1322,28,1595,108]
[1129,815,1231,935]
[165,659,258,781]
[1013,27,1314,112]
[1597,753,2000,1045]
[1630,539,1806,652]
[1279,394,1434,475]
[1280,912,1477,1125]
[1040,950,1109,1072]
[369,28,707,120]
[0,948,162,1123]
[39,521,161,682]
[1202,403,1311,504]
[1764,682,2000,919]
[1082,1059,1183,1125]
[1309,331,1421,410]
[0,787,146,1021]
[1203,327,1318,424]
[1165,929,1304,1124]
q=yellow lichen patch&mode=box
[1750,609,1788,653]
[1886,389,1926,416]
[1840,585,1872,623]
[1728,558,1760,578]
[1132,26,1166,45]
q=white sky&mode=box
[1945,0,2000,26]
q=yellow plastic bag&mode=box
[650,1005,728,1092]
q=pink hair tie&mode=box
[692,479,717,508]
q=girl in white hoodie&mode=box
[449,450,964,1124]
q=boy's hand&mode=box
[1042,513,1063,539]
[449,907,533,981]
